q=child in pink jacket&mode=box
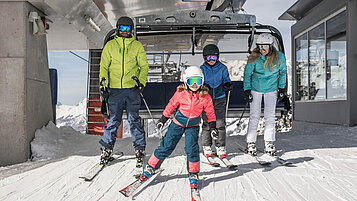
[139,66,217,190]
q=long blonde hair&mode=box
[247,47,280,71]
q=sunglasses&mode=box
[257,44,270,51]
[119,25,132,32]
[205,55,218,62]
[187,77,203,86]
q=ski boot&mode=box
[139,165,157,181]
[135,150,145,168]
[216,146,227,159]
[264,141,276,156]
[247,142,257,156]
[100,147,114,165]
[188,173,199,189]
[202,146,213,157]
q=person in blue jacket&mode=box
[200,44,233,159]
[243,33,287,156]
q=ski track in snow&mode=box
[1,122,357,200]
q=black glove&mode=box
[244,90,253,103]
[223,82,233,92]
[203,83,212,90]
[134,82,145,93]
[156,115,169,130]
[100,87,109,99]
[209,121,218,140]
[277,88,286,102]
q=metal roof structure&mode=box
[28,0,247,50]
[279,0,323,21]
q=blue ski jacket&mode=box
[200,61,231,99]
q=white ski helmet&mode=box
[256,33,274,45]
[183,66,204,86]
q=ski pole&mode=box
[236,102,249,128]
[132,76,163,139]
[225,90,231,121]
[100,77,109,117]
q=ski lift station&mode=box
[0,0,356,166]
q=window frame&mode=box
[294,7,347,102]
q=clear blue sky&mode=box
[48,51,88,105]
[48,0,297,106]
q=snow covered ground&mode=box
[1,120,357,201]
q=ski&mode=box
[257,149,292,166]
[237,147,271,166]
[79,152,124,181]
[216,156,238,169]
[205,155,220,167]
[119,168,164,198]
[191,188,202,201]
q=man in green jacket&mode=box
[99,16,149,167]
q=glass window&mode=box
[326,11,347,99]
[295,33,309,101]
[308,23,325,100]
[295,10,347,102]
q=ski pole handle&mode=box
[131,76,141,87]
[100,77,107,90]
[100,77,105,87]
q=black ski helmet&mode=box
[116,16,134,29]
[203,44,219,56]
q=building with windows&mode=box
[280,0,357,126]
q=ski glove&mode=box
[157,115,169,130]
[100,87,110,99]
[209,121,218,140]
[277,88,286,102]
[244,90,253,103]
[223,82,233,92]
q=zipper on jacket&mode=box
[121,38,125,88]
[185,92,195,127]
[211,66,215,98]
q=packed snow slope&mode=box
[1,122,357,201]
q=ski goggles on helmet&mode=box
[119,25,132,32]
[205,55,218,62]
[257,44,270,51]
[186,77,203,86]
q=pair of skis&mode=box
[237,143,292,166]
[120,169,202,201]
[205,154,237,169]
[256,148,292,166]
[79,152,124,181]
[120,168,164,198]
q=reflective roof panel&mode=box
[279,0,323,21]
[94,0,210,27]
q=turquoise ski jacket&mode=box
[243,51,287,93]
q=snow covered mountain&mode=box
[56,99,87,134]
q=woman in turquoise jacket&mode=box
[243,33,287,156]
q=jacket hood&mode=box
[114,34,135,43]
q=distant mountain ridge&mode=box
[56,99,87,134]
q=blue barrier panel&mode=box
[49,68,58,105]
[139,81,285,110]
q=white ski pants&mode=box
[246,90,277,143]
